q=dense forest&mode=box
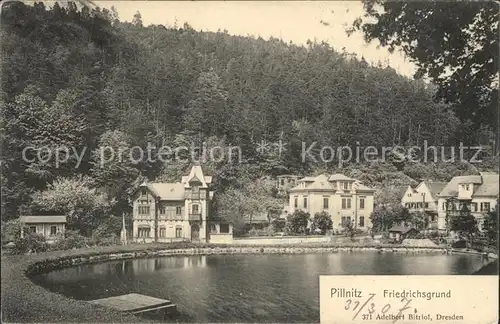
[1,2,498,234]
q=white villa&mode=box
[131,165,233,243]
[288,174,375,232]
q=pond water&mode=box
[33,252,492,323]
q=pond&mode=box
[32,252,492,323]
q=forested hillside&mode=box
[1,2,497,231]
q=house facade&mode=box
[131,165,233,243]
[19,215,67,243]
[400,181,447,230]
[437,172,499,231]
[288,174,375,232]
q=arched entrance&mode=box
[191,224,200,241]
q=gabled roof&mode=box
[354,182,376,192]
[394,185,411,198]
[20,215,67,224]
[328,174,355,181]
[144,182,186,200]
[298,176,316,182]
[421,181,447,199]
[182,165,210,188]
[303,174,336,190]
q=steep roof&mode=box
[473,173,499,197]
[182,165,210,188]
[438,175,482,197]
[328,174,355,181]
[423,181,447,199]
[20,215,67,224]
[304,174,336,190]
[393,185,411,199]
[146,183,185,200]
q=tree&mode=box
[450,212,478,248]
[482,205,498,247]
[343,221,356,241]
[286,210,310,235]
[30,176,113,235]
[312,211,333,235]
[409,211,429,230]
[271,218,286,233]
[350,1,498,145]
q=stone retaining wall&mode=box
[26,246,450,276]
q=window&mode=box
[220,224,230,233]
[192,204,199,214]
[175,227,182,238]
[442,202,446,210]
[481,202,491,212]
[359,216,365,227]
[210,224,217,233]
[471,202,478,212]
[424,202,429,208]
[50,226,57,235]
[192,185,199,193]
[176,206,182,215]
[408,193,411,197]
[294,197,298,208]
[159,205,166,215]
[138,228,151,237]
[160,227,166,238]
[431,215,436,222]
[280,179,285,185]
[359,198,365,210]
[323,197,329,209]
[141,189,147,196]
[465,184,470,191]
[341,216,351,226]
[342,198,351,209]
[138,206,150,215]
[343,182,349,190]
[29,226,37,233]
[303,197,308,208]
[405,203,410,208]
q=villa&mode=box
[131,165,233,243]
[437,172,499,231]
[288,174,375,232]
[400,181,447,230]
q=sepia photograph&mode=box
[1,0,498,323]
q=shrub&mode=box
[12,233,49,254]
[51,230,89,251]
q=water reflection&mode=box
[32,252,490,322]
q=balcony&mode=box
[185,193,202,200]
[188,213,202,221]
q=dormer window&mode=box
[465,184,470,191]
[343,182,349,190]
[141,189,147,196]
